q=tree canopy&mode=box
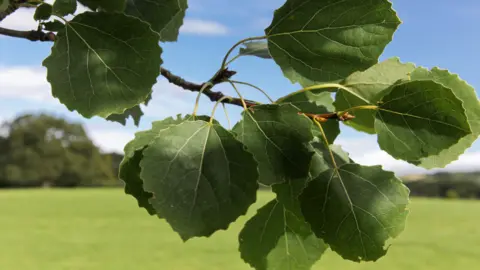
[0,113,117,187]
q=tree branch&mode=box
[160,67,259,108]
[0,18,257,108]
[0,25,349,117]
[0,27,55,41]
[301,112,356,123]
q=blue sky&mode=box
[0,0,479,175]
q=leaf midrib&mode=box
[189,124,212,219]
[333,168,367,258]
[378,108,470,133]
[247,111,307,175]
[318,132,367,257]
[158,0,185,38]
[65,22,135,95]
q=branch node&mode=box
[211,68,237,85]
[301,112,356,122]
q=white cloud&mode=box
[335,135,480,176]
[142,77,229,123]
[0,2,89,30]
[0,8,37,30]
[180,19,229,36]
[88,129,134,153]
[142,79,196,118]
[0,66,57,102]
[0,64,218,153]
[1,6,228,38]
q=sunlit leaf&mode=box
[119,115,216,214]
[119,115,188,215]
[140,120,259,240]
[300,163,410,262]
[265,0,400,85]
[308,141,351,180]
[43,12,161,118]
[407,67,480,168]
[335,57,416,134]
[375,80,472,161]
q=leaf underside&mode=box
[106,105,144,126]
[239,41,272,59]
[278,90,340,143]
[52,0,76,16]
[34,3,52,21]
[125,0,188,42]
[232,104,315,186]
[78,0,126,12]
[239,199,327,270]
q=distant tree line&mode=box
[403,172,480,199]
[1,112,479,199]
[0,113,122,188]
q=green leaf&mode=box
[106,94,152,126]
[120,150,156,215]
[120,114,216,214]
[407,67,480,168]
[300,163,410,262]
[125,0,188,42]
[239,199,327,270]
[0,0,8,13]
[78,0,126,12]
[265,0,401,85]
[308,142,351,180]
[52,0,76,16]
[278,90,340,143]
[232,104,315,186]
[334,57,416,134]
[42,12,162,118]
[42,20,65,32]
[106,105,144,126]
[140,120,259,240]
[271,141,352,211]
[375,80,472,161]
[239,41,272,59]
[119,115,188,215]
[34,3,52,21]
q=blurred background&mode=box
[0,0,479,269]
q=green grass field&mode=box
[1,189,479,270]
